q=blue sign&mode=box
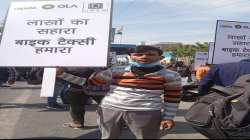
[163,51,173,58]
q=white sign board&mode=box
[0,0,112,67]
[40,68,56,97]
[213,20,250,64]
[194,51,208,70]
[208,42,214,64]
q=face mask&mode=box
[129,60,162,67]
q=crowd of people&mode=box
[1,45,249,139]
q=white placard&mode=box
[194,51,208,70]
[0,0,112,67]
[213,20,250,64]
[40,68,56,97]
[208,42,214,64]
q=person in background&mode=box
[198,59,250,95]
[56,67,107,129]
[166,57,177,71]
[196,62,210,82]
[15,67,31,81]
[26,67,44,85]
[166,60,192,85]
[176,61,192,82]
[0,67,17,86]
[46,78,69,109]
[90,45,182,139]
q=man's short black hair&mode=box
[128,45,163,56]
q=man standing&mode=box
[90,45,182,139]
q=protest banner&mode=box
[0,0,113,97]
[0,0,113,67]
[213,20,250,64]
[194,51,208,70]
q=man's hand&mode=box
[88,69,112,86]
[56,67,64,76]
[160,119,175,130]
[87,72,105,86]
[8,80,15,85]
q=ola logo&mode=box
[42,4,55,9]
[235,25,242,29]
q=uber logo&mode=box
[88,3,103,9]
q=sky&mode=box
[1,0,250,45]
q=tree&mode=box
[194,42,209,52]
[155,42,209,63]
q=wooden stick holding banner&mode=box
[40,68,56,97]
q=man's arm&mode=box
[56,68,87,87]
[88,69,112,85]
[162,71,182,130]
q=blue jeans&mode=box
[47,80,69,106]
